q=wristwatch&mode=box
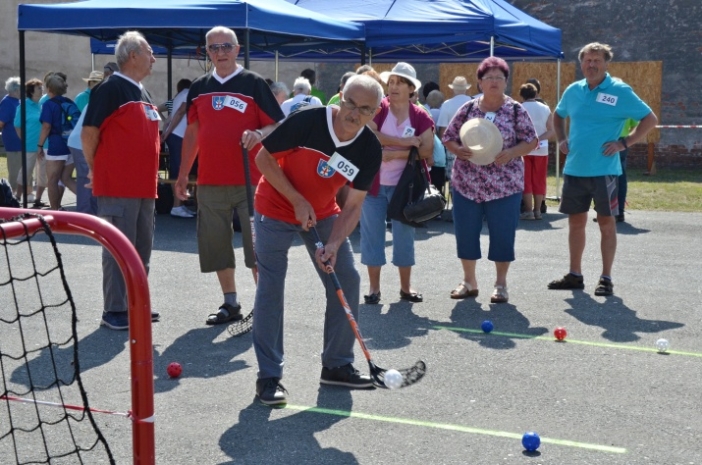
[619,137,628,149]
[254,129,264,138]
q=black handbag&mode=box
[387,147,446,227]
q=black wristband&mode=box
[619,137,628,150]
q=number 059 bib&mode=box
[328,152,359,182]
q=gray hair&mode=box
[426,90,444,109]
[293,77,312,94]
[270,81,290,96]
[206,26,238,45]
[4,76,20,93]
[46,74,68,96]
[579,42,613,62]
[342,74,384,107]
[115,31,148,68]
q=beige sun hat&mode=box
[82,70,104,82]
[459,118,504,165]
[379,62,422,90]
[448,76,470,91]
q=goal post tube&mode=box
[0,208,155,465]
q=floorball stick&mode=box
[309,226,426,388]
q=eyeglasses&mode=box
[481,76,506,82]
[207,43,235,54]
[339,98,376,116]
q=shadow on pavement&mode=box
[359,301,442,350]
[153,325,252,393]
[564,293,683,342]
[218,387,357,464]
[447,300,549,349]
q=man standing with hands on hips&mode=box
[548,42,657,296]
[175,26,284,326]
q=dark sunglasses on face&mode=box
[207,43,235,54]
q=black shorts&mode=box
[559,174,619,216]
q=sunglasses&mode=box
[207,43,235,54]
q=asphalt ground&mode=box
[1,195,701,465]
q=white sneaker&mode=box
[170,206,195,218]
[26,194,36,203]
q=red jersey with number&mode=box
[83,74,160,198]
[186,67,284,186]
[256,106,382,224]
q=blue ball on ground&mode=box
[481,320,494,333]
[522,431,540,451]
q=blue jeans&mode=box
[252,213,359,379]
[165,133,183,180]
[360,185,415,267]
[453,190,521,262]
[69,147,97,215]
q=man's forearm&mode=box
[81,126,100,169]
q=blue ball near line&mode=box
[481,320,494,333]
[522,431,541,451]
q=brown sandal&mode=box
[450,282,479,299]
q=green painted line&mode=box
[284,404,626,454]
[434,325,702,358]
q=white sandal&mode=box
[490,285,509,303]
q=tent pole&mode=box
[275,50,279,81]
[19,31,28,208]
[490,36,494,56]
[244,29,250,69]
[554,58,562,200]
[91,53,95,71]
[167,47,173,100]
[369,48,372,66]
[360,43,366,65]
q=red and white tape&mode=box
[655,125,702,129]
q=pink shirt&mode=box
[379,111,413,186]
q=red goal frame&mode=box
[0,207,155,465]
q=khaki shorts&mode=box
[196,185,255,273]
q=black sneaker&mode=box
[256,377,287,406]
[320,364,374,389]
[594,277,614,296]
[548,273,585,290]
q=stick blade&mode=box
[227,310,253,337]
[370,360,427,389]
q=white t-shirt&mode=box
[522,100,551,156]
[280,93,323,117]
[437,94,472,129]
[170,88,189,138]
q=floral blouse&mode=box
[442,96,537,203]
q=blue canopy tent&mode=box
[14,0,364,209]
[283,0,563,62]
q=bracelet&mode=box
[255,129,263,138]
[619,137,628,149]
[37,144,44,148]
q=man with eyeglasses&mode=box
[175,26,285,326]
[250,75,384,405]
[82,31,161,330]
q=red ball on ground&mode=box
[554,327,567,341]
[167,362,183,378]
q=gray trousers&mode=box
[98,196,155,313]
[252,212,360,380]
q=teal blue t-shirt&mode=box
[555,73,651,176]
[13,98,42,152]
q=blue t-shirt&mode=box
[13,98,42,152]
[75,88,91,111]
[556,73,651,176]
[0,94,22,151]
[39,97,71,156]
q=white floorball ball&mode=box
[384,369,403,390]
